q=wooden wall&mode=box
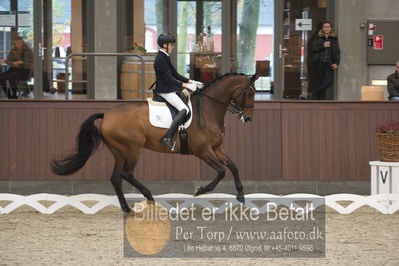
[1,100,398,181]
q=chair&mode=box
[15,79,33,98]
[6,69,33,99]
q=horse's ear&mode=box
[250,73,260,83]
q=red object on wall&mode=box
[373,35,383,50]
[200,68,218,85]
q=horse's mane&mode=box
[203,73,246,89]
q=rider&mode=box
[154,33,203,150]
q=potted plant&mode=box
[376,120,399,162]
[128,42,147,55]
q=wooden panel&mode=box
[1,100,399,181]
[281,102,399,181]
[135,152,200,180]
[0,101,201,181]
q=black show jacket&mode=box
[153,50,189,93]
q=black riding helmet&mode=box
[158,33,176,48]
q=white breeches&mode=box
[158,92,189,113]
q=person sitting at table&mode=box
[0,36,33,99]
[387,60,399,100]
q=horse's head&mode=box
[199,73,259,124]
[230,74,259,123]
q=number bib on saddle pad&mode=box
[146,95,193,129]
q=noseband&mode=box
[230,76,255,114]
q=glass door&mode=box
[236,0,274,93]
[275,0,333,99]
[0,0,75,99]
[176,0,222,85]
[32,0,43,98]
[0,1,13,66]
[0,0,51,98]
[42,0,74,98]
[0,0,38,98]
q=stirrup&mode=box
[161,137,176,151]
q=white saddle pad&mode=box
[147,97,193,129]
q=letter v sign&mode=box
[379,170,388,184]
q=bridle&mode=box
[197,76,255,127]
[229,76,256,115]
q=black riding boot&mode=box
[161,110,187,150]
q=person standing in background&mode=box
[306,22,323,98]
[387,60,399,100]
[307,21,340,100]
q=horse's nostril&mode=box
[245,117,252,122]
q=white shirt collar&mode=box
[159,49,169,57]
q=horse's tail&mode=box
[51,113,104,175]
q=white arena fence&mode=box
[0,193,398,215]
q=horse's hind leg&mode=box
[121,171,154,201]
[110,155,131,213]
[121,151,154,201]
[194,150,226,196]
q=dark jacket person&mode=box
[308,21,340,100]
[154,48,189,94]
[387,61,399,100]
[0,36,33,99]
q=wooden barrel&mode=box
[121,55,155,99]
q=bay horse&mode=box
[51,73,258,213]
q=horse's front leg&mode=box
[215,148,245,204]
[194,150,226,196]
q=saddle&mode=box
[147,89,193,155]
[147,89,193,129]
[153,90,191,120]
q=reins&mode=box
[196,76,255,129]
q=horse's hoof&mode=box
[147,198,155,204]
[123,207,132,213]
[236,194,245,204]
[147,196,155,202]
[194,186,204,197]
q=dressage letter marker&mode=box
[370,161,399,196]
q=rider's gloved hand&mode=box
[184,82,197,92]
[191,80,204,89]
